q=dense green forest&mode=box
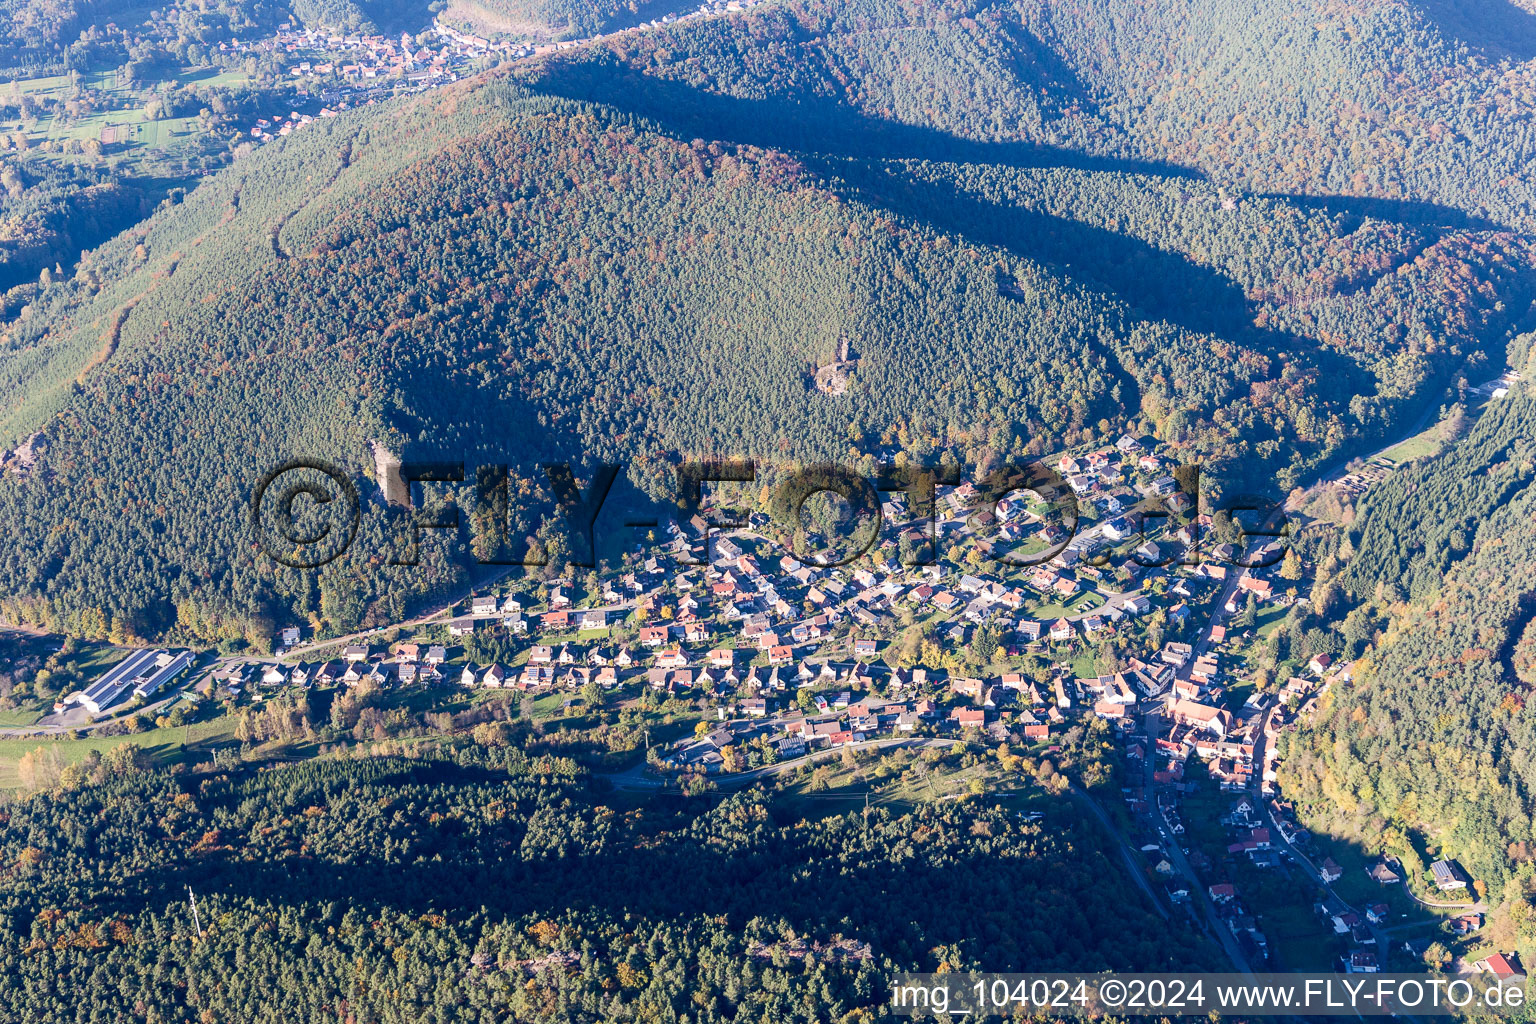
[0,157,159,292]
[0,68,1530,642]
[0,750,1210,1021]
[0,0,1534,644]
[288,0,424,34]
[519,0,1536,474]
[0,0,281,76]
[531,0,1536,230]
[1279,369,1536,933]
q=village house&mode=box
[1344,951,1379,975]
[522,665,556,689]
[1093,700,1128,723]
[1450,913,1483,935]
[1167,698,1232,738]
[1430,859,1467,891]
[1473,953,1525,980]
[938,675,982,704]
[950,707,986,730]
[1368,859,1402,885]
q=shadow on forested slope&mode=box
[527,56,1196,179]
[522,59,1423,404]
[1257,191,1500,234]
[121,775,1200,971]
[1409,0,1536,63]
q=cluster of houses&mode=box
[1190,799,1504,976]
[248,107,337,140]
[244,0,789,137]
[252,431,1255,730]
[1202,796,1389,972]
[1318,854,1405,975]
[446,589,611,638]
[238,25,483,144]
[207,641,455,695]
[255,430,1310,770]
[663,670,1062,773]
[256,24,476,78]
[309,431,1212,678]
[1116,641,1265,791]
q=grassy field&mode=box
[0,708,241,787]
[1377,395,1491,467]
[0,729,183,787]
[1029,591,1104,619]
[69,641,135,677]
[1219,676,1257,711]
[1379,431,1444,465]
[0,64,247,163]
[769,742,1036,809]
[1252,603,1290,637]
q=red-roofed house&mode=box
[950,708,986,729]
[1475,953,1525,979]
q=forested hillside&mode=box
[288,0,424,34]
[0,0,1534,643]
[0,159,158,293]
[0,752,1209,1021]
[0,0,276,75]
[531,0,1536,229]
[1280,373,1536,925]
[0,84,1124,641]
[523,0,1536,475]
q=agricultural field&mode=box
[1,65,247,169]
